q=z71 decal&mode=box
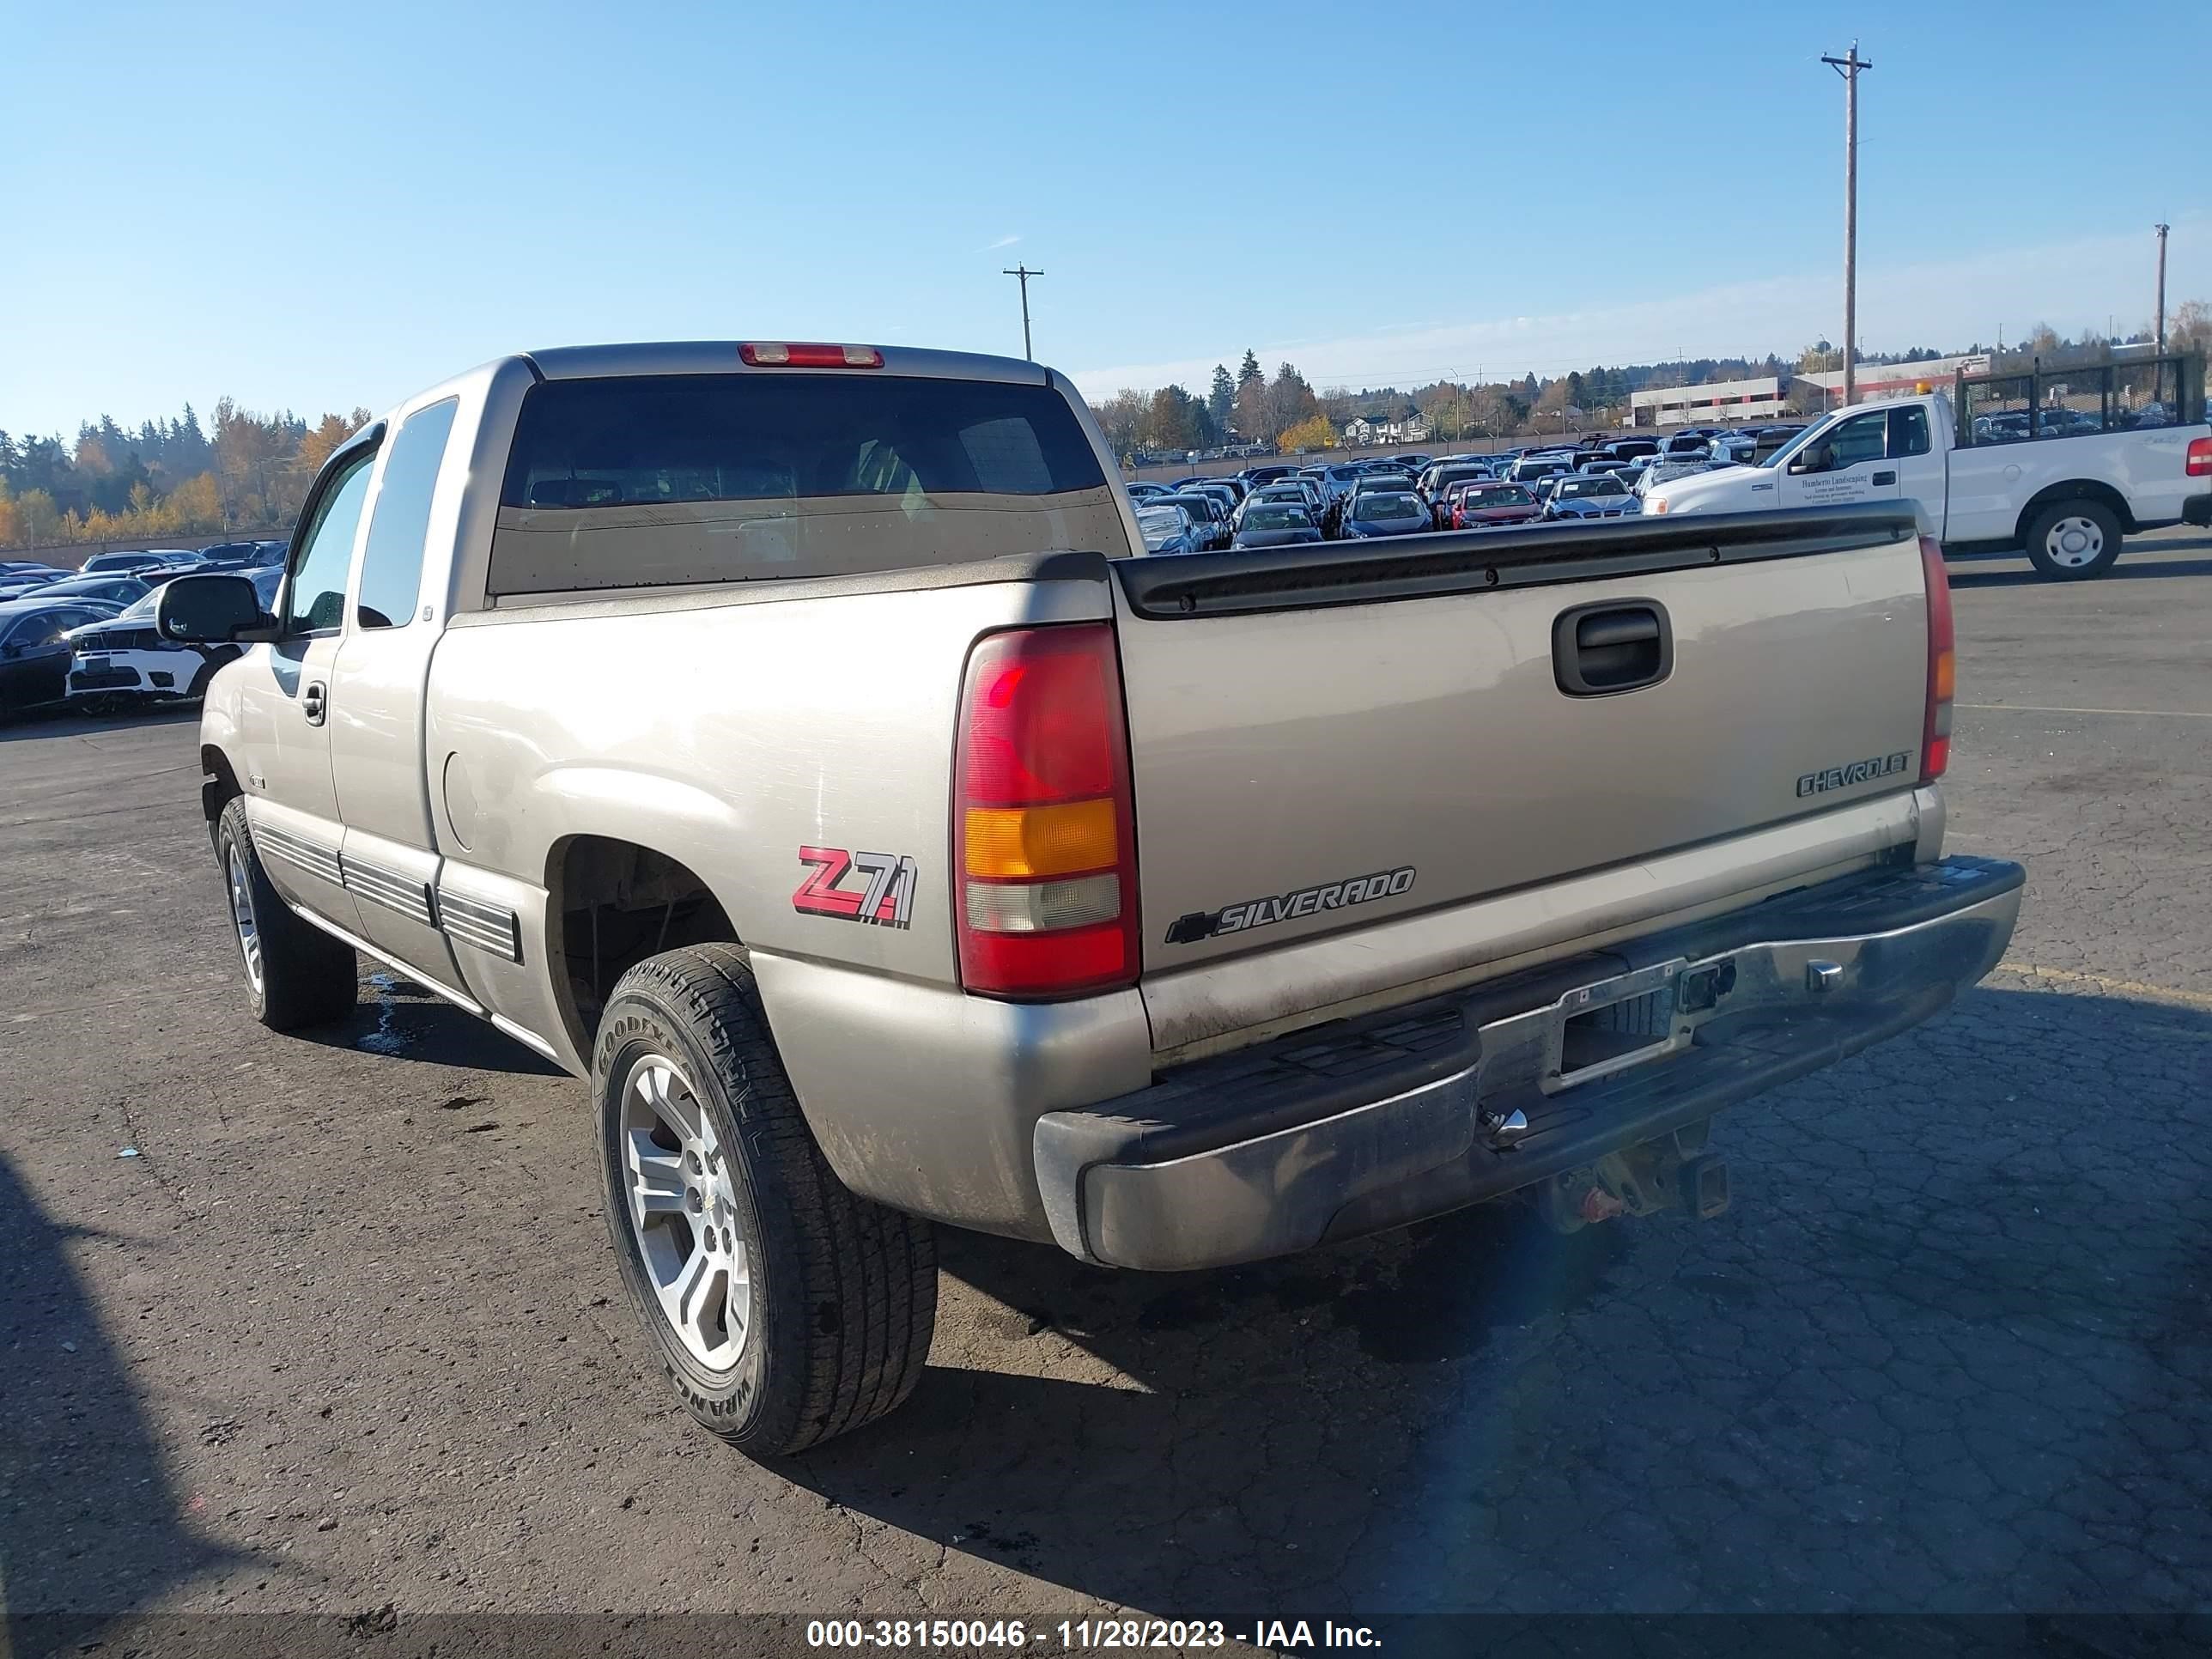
[793,847,918,930]
[1164,865,1416,945]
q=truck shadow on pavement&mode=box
[1948,555,2212,589]
[0,1154,241,1653]
[0,705,203,744]
[792,985,2212,1617]
[295,970,568,1077]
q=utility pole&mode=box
[2154,223,2169,351]
[1002,264,1043,361]
[1821,41,1871,407]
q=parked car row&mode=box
[0,555,285,718]
[0,538,287,599]
[1121,423,1808,552]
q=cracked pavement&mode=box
[3,529,2209,1636]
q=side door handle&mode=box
[302,680,328,726]
[1554,601,1674,696]
[1872,470,1898,486]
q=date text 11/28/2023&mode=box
[804,1619,1383,1650]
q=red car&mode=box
[1449,481,1545,529]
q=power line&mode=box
[1002,265,1043,361]
[1821,41,1872,407]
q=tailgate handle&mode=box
[1577,612,1658,650]
[1554,600,1673,697]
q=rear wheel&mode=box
[2022,499,2123,580]
[215,797,358,1030]
[594,944,937,1458]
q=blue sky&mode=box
[3,0,2204,436]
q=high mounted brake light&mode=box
[1919,535,1954,784]
[953,624,1139,1000]
[738,342,883,368]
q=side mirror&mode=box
[1787,443,1832,476]
[156,574,271,644]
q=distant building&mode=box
[1628,376,1790,428]
[1343,414,1431,445]
[1796,353,1992,408]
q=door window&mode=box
[283,449,378,635]
[1888,406,1931,458]
[4,618,42,650]
[356,398,459,629]
[1823,411,1888,470]
[7,614,75,649]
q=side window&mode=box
[284,450,378,635]
[1826,411,1888,469]
[1888,406,1931,459]
[356,398,459,629]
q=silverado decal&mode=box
[1164,865,1416,945]
[1796,751,1911,798]
[793,847,918,929]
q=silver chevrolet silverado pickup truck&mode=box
[162,341,2022,1456]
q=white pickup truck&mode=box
[1642,356,2212,580]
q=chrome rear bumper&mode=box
[1034,856,2022,1270]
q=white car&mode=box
[65,569,282,702]
[1632,457,1716,500]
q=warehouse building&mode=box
[1795,353,1992,408]
[1627,376,1790,428]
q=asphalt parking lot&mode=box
[4,529,2211,1648]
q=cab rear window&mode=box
[501,374,1105,508]
[489,372,1126,595]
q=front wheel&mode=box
[2022,499,2123,580]
[594,944,937,1457]
[215,797,358,1030]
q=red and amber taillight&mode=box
[953,624,1139,1000]
[1920,534,1954,783]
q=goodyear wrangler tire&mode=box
[594,944,937,1457]
[215,796,358,1031]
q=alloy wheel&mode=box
[227,843,263,995]
[618,1053,751,1371]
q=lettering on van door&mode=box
[1800,473,1875,506]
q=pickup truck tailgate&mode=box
[1111,508,1933,972]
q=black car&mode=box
[0,565,75,602]
[196,541,272,568]
[1339,490,1432,539]
[1161,491,1232,550]
[77,550,184,575]
[1544,475,1638,520]
[0,599,126,714]
[1231,504,1324,549]
[14,574,155,608]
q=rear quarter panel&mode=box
[425,574,1113,995]
[1943,423,2212,543]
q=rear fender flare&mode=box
[2012,477,2135,543]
